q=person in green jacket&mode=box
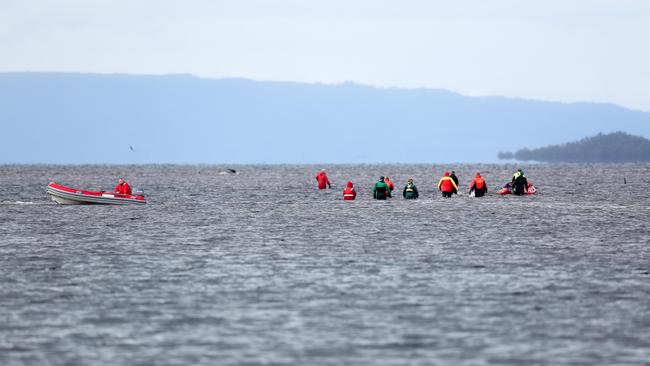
[403,178,419,199]
[373,176,392,200]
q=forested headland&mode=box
[498,132,650,163]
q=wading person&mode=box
[315,169,331,190]
[373,176,391,200]
[512,169,529,196]
[343,181,356,201]
[450,171,459,193]
[403,178,419,199]
[469,172,488,197]
[385,176,395,193]
[438,172,458,198]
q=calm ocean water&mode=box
[1,164,649,365]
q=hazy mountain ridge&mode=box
[1,72,649,164]
[498,132,650,163]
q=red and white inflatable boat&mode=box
[46,182,146,205]
[498,182,537,195]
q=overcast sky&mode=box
[1,0,649,111]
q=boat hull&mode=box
[46,182,146,205]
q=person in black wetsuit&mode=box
[512,170,528,195]
[449,170,460,187]
[450,171,459,194]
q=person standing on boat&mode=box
[469,172,488,197]
[403,178,419,199]
[114,178,132,195]
[315,169,331,190]
[438,172,458,198]
[373,177,392,200]
[343,181,357,201]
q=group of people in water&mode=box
[316,168,531,200]
[113,169,529,200]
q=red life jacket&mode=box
[385,178,395,191]
[121,182,132,195]
[474,177,485,190]
[316,172,330,190]
[438,172,458,193]
[343,181,356,200]
[439,178,455,193]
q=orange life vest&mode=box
[474,177,485,190]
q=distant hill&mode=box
[498,132,650,163]
[1,72,650,164]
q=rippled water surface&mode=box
[1,164,649,365]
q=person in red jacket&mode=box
[343,181,356,200]
[114,178,132,195]
[469,172,488,197]
[384,176,395,192]
[315,169,331,190]
[114,178,124,193]
[437,171,458,198]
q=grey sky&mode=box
[2,0,649,111]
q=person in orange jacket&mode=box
[469,172,488,197]
[343,181,356,200]
[437,171,458,198]
[384,176,395,192]
[315,169,331,190]
[114,178,132,195]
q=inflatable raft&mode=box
[46,182,146,205]
[498,182,537,195]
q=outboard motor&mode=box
[133,188,145,197]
